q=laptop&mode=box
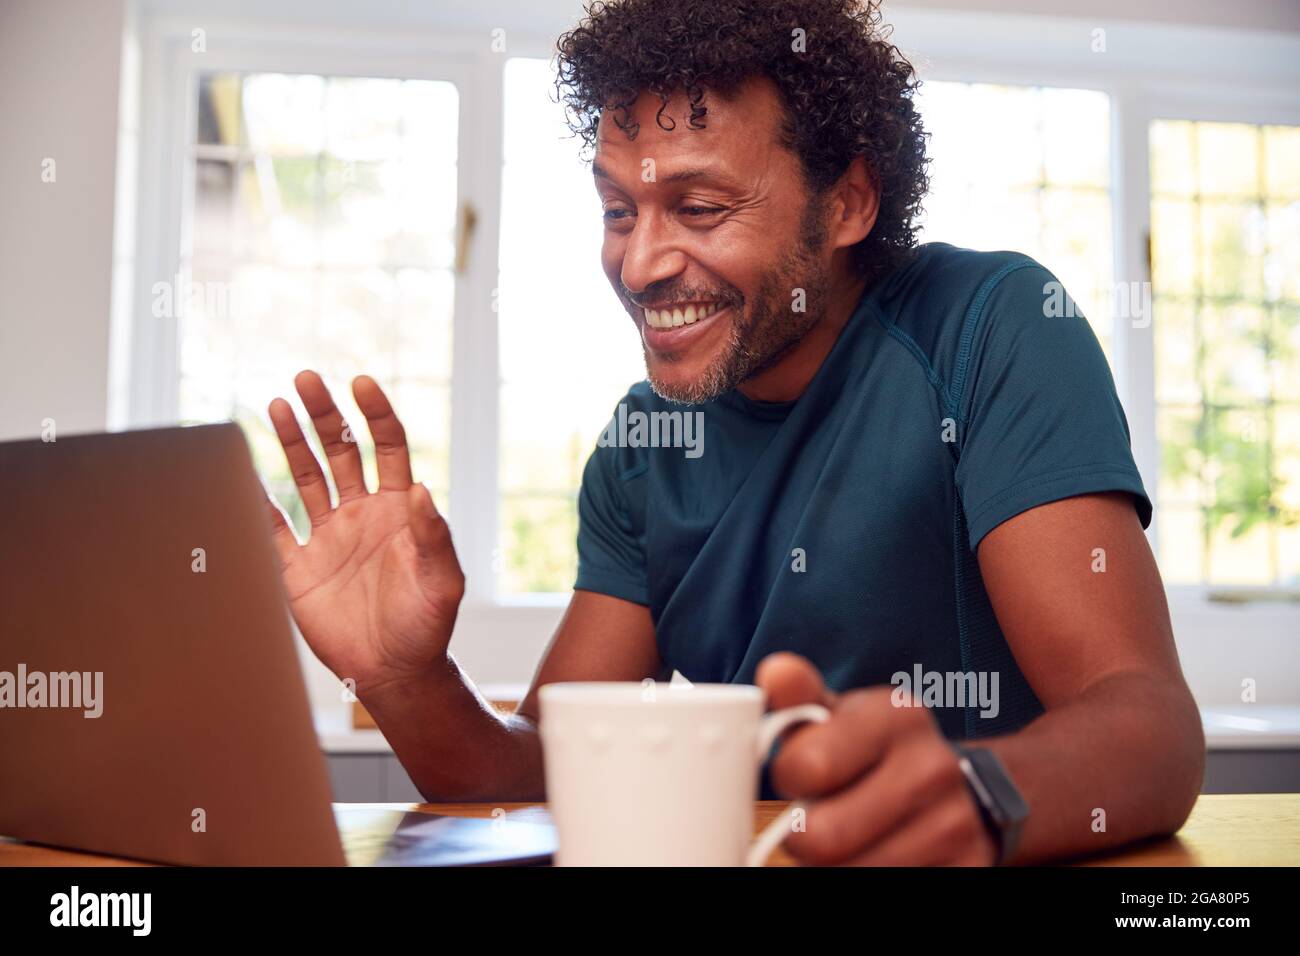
[0,423,554,866]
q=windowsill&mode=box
[1203,588,1300,606]
[1199,706,1300,749]
[1166,585,1300,611]
[315,682,528,754]
[314,702,1300,755]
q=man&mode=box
[265,0,1203,865]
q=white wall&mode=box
[0,0,130,442]
[134,0,1300,36]
[889,0,1300,33]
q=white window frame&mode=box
[128,15,506,609]
[1121,90,1300,609]
[123,7,1300,691]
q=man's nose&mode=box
[620,213,687,297]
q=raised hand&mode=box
[264,371,465,693]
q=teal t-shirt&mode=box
[574,242,1151,745]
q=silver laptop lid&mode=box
[0,423,344,865]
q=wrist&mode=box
[951,743,1030,865]
[357,654,459,711]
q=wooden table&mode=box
[2,793,1297,866]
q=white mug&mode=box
[538,681,829,866]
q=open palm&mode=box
[265,371,465,693]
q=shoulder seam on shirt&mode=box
[949,258,1041,425]
[869,301,957,417]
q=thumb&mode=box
[406,483,465,592]
[755,652,838,713]
[406,482,442,555]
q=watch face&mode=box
[969,749,1030,824]
[957,746,1029,865]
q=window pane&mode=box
[325,77,404,162]
[1157,507,1205,585]
[496,57,646,595]
[1041,88,1110,188]
[1274,306,1300,402]
[1197,124,1259,200]
[243,73,324,155]
[1153,301,1198,405]
[184,73,457,532]
[1265,200,1300,301]
[1150,199,1197,296]
[1157,405,1203,507]
[499,494,580,594]
[1151,119,1300,587]
[1199,201,1265,299]
[1150,120,1195,198]
[1264,126,1300,198]
[196,73,243,146]
[1200,303,1269,405]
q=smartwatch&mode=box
[951,744,1029,865]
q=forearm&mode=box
[360,655,546,802]
[972,670,1205,864]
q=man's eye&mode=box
[680,205,723,217]
[603,208,633,222]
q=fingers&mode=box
[268,371,415,527]
[264,491,301,560]
[784,734,961,865]
[837,793,991,867]
[755,653,840,779]
[268,397,333,523]
[768,687,899,798]
[755,652,838,711]
[353,375,412,490]
[294,370,368,504]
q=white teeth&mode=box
[643,302,722,329]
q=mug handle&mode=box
[745,703,831,868]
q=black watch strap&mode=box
[952,744,1029,865]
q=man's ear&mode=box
[830,156,879,251]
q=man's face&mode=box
[594,77,832,404]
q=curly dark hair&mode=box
[555,0,929,286]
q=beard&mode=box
[639,199,832,405]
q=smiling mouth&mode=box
[641,301,726,329]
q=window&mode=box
[152,24,1300,610]
[916,82,1114,356]
[496,57,645,594]
[181,72,459,532]
[1150,120,1300,587]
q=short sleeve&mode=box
[574,443,649,606]
[954,262,1152,550]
